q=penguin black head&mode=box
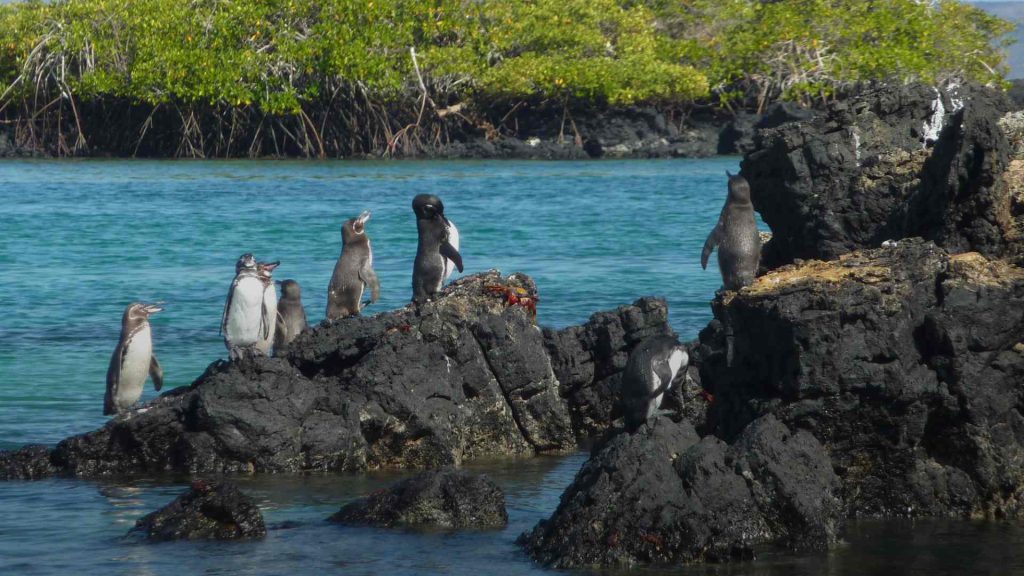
[412,194,445,220]
[280,279,302,300]
[123,302,163,326]
[235,253,257,273]
[342,210,371,245]
[727,173,751,204]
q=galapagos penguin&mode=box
[701,172,762,291]
[275,279,308,354]
[254,259,280,356]
[620,336,689,433]
[104,302,164,416]
[222,253,268,360]
[412,194,463,304]
[326,211,380,320]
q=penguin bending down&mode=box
[326,211,380,320]
[620,336,689,433]
[275,279,308,355]
[105,303,164,416]
[254,260,280,356]
[701,172,762,291]
[412,194,463,304]
[222,253,273,360]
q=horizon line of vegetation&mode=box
[0,0,1015,157]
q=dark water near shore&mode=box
[2,159,1023,575]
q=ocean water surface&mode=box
[2,159,1022,575]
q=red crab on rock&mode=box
[483,273,539,319]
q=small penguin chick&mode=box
[275,279,308,354]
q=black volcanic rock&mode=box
[2,272,672,479]
[0,445,56,480]
[743,82,1016,267]
[330,468,507,529]
[133,481,266,541]
[520,415,840,567]
[698,239,1024,518]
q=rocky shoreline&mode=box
[4,79,1024,569]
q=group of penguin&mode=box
[103,175,762,435]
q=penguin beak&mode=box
[357,210,371,225]
[142,304,163,315]
[260,261,280,272]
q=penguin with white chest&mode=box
[326,211,380,320]
[222,253,277,360]
[412,194,463,304]
[620,336,689,433]
[254,259,280,356]
[105,303,164,416]
[701,172,762,291]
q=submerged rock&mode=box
[1,272,672,479]
[744,82,1016,267]
[330,468,507,529]
[133,481,266,541]
[699,239,1024,518]
[520,415,840,567]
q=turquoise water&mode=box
[2,159,1022,575]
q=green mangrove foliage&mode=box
[0,0,1013,157]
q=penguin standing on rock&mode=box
[254,260,280,356]
[701,172,762,291]
[620,336,689,433]
[105,303,164,416]
[326,211,380,320]
[222,253,268,360]
[275,279,308,354]
[412,194,463,304]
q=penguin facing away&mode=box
[222,253,266,360]
[254,259,280,356]
[412,194,463,304]
[620,336,689,433]
[275,279,308,354]
[105,302,164,416]
[701,172,762,291]
[326,210,380,320]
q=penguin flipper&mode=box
[221,277,240,336]
[149,354,164,392]
[360,266,381,305]
[701,225,721,270]
[440,242,464,273]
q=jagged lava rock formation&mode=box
[522,81,1024,568]
[0,271,671,479]
[744,82,1019,267]
[699,239,1024,518]
[330,468,507,529]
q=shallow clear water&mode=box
[1,159,1022,575]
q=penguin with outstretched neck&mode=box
[275,279,308,354]
[326,211,380,320]
[620,336,688,433]
[412,194,463,304]
[701,172,762,291]
[254,259,280,356]
[105,302,164,416]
